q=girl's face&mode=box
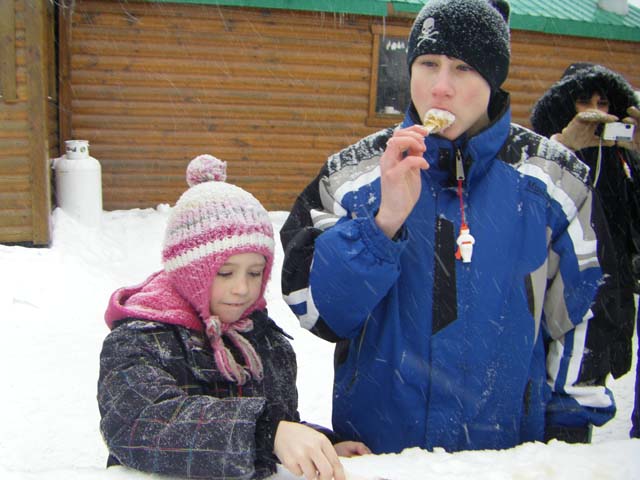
[209,252,266,324]
[575,92,610,114]
[410,54,491,140]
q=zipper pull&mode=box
[455,149,465,182]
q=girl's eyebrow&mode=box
[221,261,267,268]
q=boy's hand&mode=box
[274,421,345,480]
[375,125,429,239]
[334,441,371,457]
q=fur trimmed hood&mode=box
[530,63,638,138]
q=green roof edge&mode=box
[145,1,640,42]
[146,0,388,16]
[510,15,640,42]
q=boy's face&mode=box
[410,54,491,140]
[575,92,610,114]
[209,252,266,324]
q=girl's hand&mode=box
[274,421,345,480]
[334,441,372,457]
[375,125,429,239]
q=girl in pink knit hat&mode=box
[98,154,369,480]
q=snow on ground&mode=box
[0,207,638,479]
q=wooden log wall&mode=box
[0,0,56,245]
[60,0,640,213]
[60,0,376,211]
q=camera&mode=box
[601,122,635,141]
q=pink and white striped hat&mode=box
[162,154,275,322]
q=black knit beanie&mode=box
[407,0,511,91]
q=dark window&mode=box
[367,25,411,128]
[376,36,410,114]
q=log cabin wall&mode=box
[59,0,379,211]
[0,0,56,245]
[56,0,640,214]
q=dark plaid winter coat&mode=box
[98,309,299,479]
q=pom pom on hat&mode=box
[186,154,227,186]
[162,154,275,322]
[406,0,511,91]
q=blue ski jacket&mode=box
[280,93,615,454]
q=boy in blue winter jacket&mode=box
[280,0,615,454]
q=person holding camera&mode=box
[531,62,640,441]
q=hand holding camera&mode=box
[551,109,618,151]
[617,106,640,152]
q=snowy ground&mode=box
[0,207,638,479]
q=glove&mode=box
[610,335,633,379]
[618,106,640,152]
[551,110,618,151]
[545,424,592,444]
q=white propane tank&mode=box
[52,140,103,227]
